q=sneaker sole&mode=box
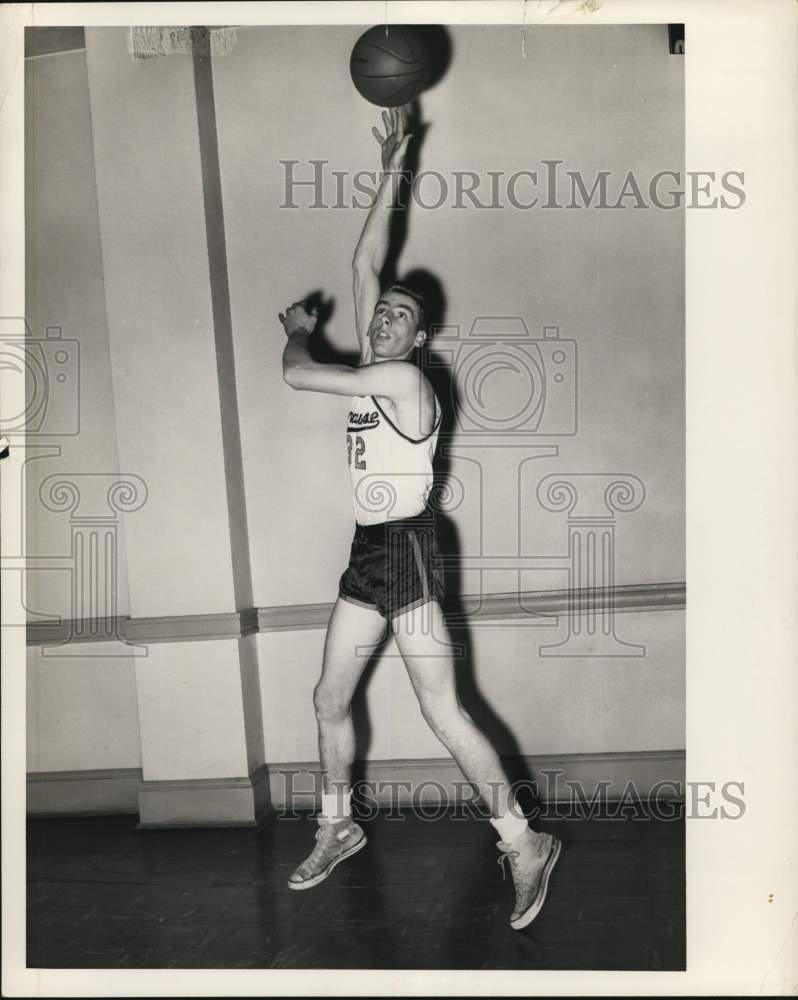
[287,833,367,891]
[509,835,562,931]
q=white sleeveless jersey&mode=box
[347,392,441,525]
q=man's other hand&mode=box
[279,301,319,337]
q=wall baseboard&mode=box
[137,763,271,828]
[27,750,684,820]
[27,767,142,816]
[26,764,271,825]
[27,581,686,646]
[268,750,686,809]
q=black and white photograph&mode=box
[2,1,796,995]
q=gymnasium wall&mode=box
[24,49,141,777]
[24,49,132,618]
[258,608,685,763]
[212,25,685,606]
[25,24,684,815]
[212,25,685,763]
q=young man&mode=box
[278,107,561,930]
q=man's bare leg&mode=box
[391,599,520,822]
[288,597,386,890]
[314,596,387,802]
[392,598,562,928]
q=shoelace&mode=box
[294,824,351,882]
[305,826,331,865]
[497,850,520,881]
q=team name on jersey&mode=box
[347,410,379,432]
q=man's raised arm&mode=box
[352,106,412,364]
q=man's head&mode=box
[368,285,427,361]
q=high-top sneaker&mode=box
[497,828,562,929]
[287,816,367,891]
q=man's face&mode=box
[368,291,425,360]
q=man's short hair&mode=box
[384,284,427,334]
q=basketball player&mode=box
[278,107,561,930]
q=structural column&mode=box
[84,27,266,825]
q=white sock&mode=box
[321,790,352,822]
[490,810,529,844]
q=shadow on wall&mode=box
[360,273,541,816]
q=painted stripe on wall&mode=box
[27,581,686,645]
[192,29,254,612]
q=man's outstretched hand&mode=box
[372,105,413,173]
[278,301,319,337]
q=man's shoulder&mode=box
[362,359,424,383]
[389,362,435,400]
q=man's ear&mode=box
[415,329,427,348]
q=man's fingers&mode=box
[382,110,390,135]
[372,126,383,145]
[280,302,318,318]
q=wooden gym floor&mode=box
[27,805,685,970]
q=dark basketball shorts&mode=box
[338,507,446,621]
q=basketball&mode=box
[350,25,431,108]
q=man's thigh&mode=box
[391,599,459,701]
[319,596,388,698]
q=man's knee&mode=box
[313,683,350,724]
